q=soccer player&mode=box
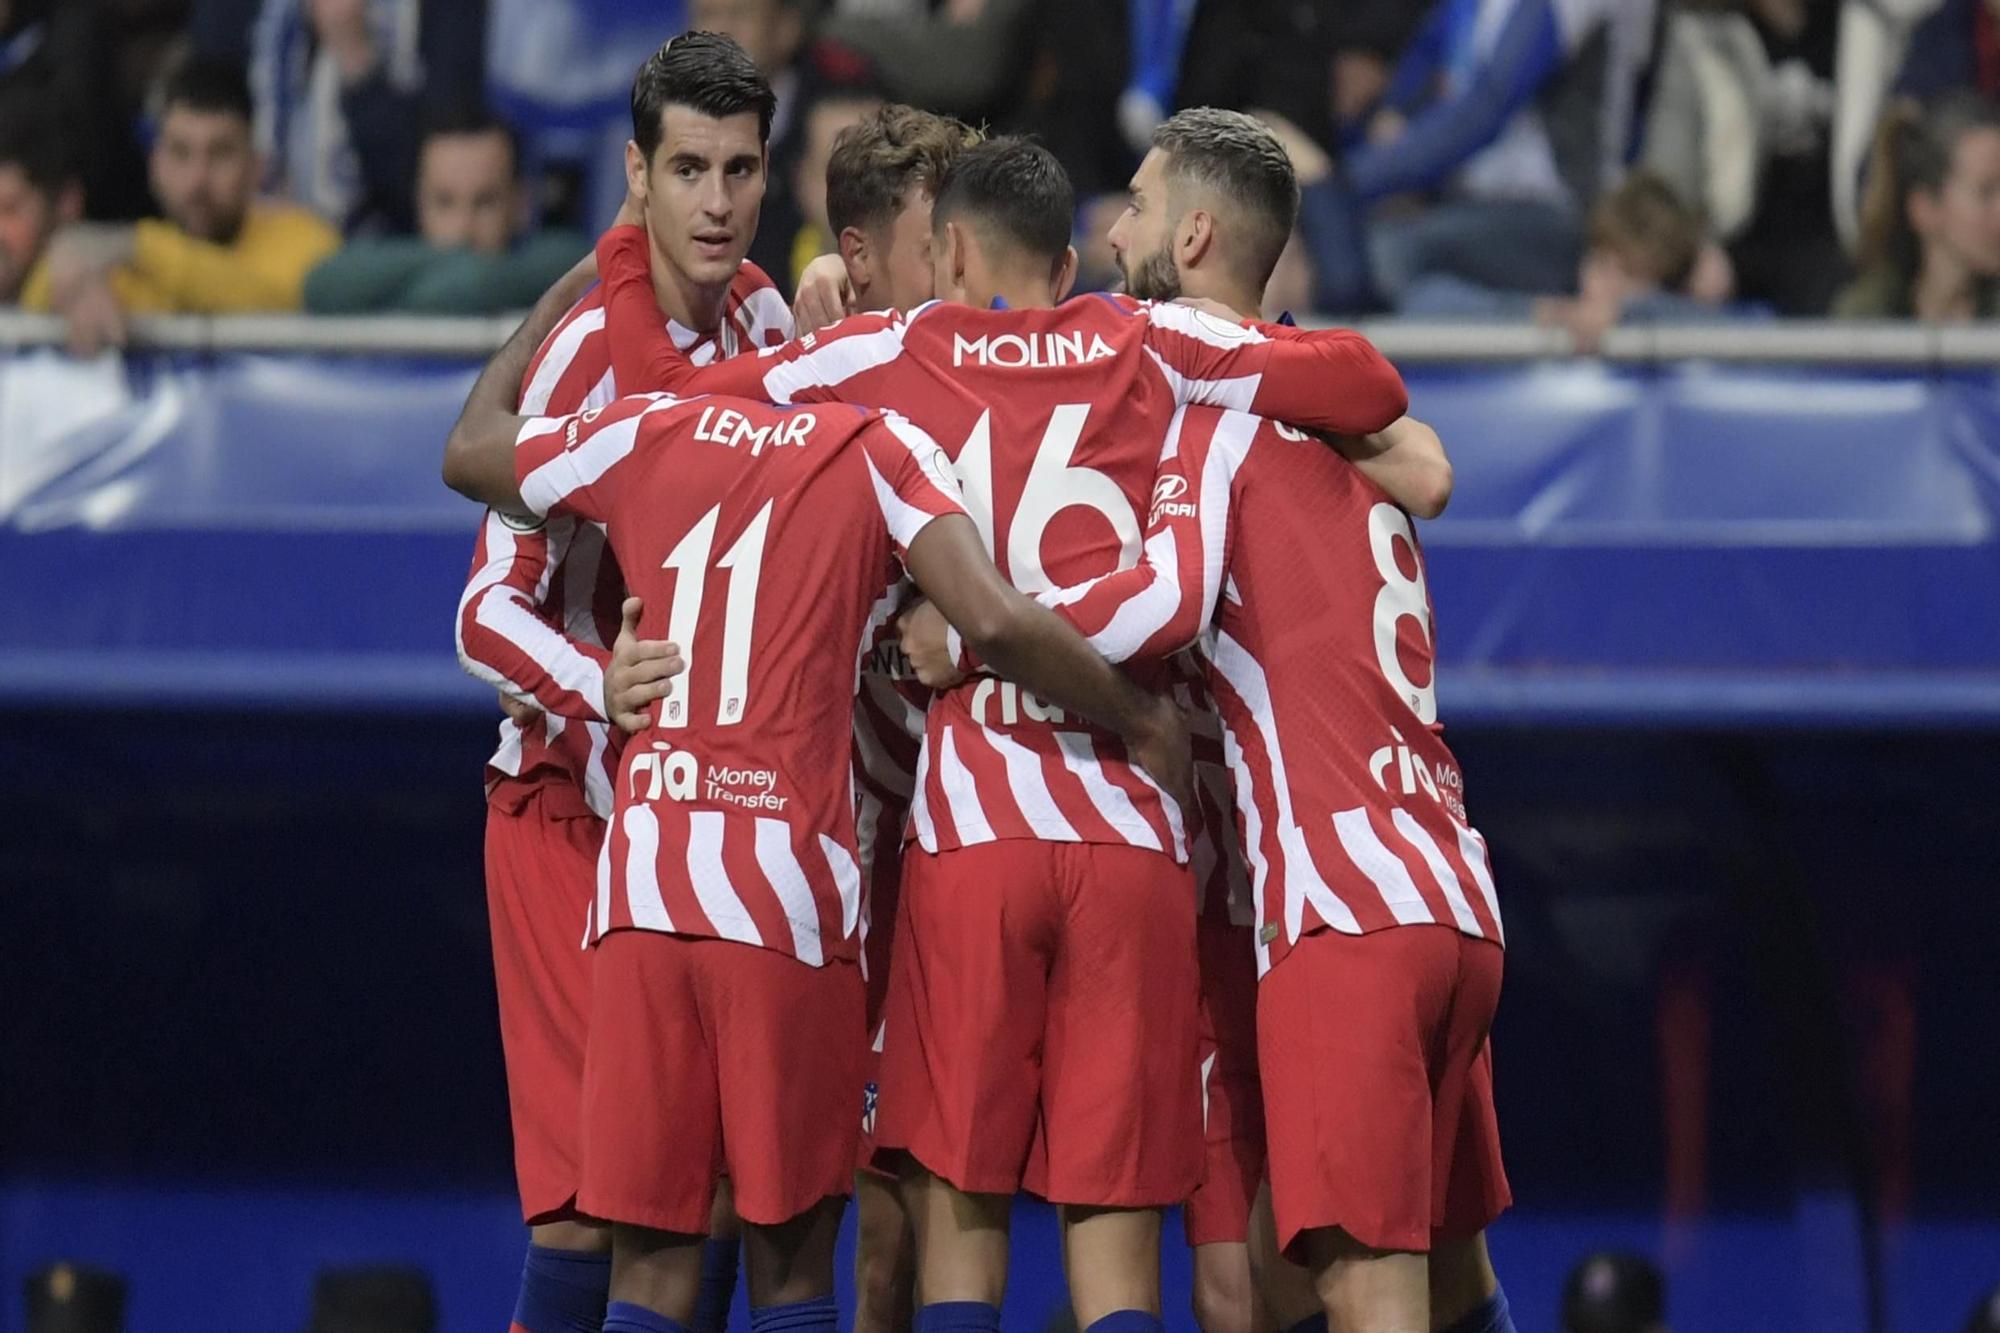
[597,102,985,1333]
[450,32,790,1333]
[904,126,1518,1329]
[443,383,1192,1333]
[567,137,1414,1333]
[1100,108,1449,1333]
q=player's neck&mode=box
[1181,276,1264,322]
[650,245,733,334]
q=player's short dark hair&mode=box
[1151,107,1298,289]
[160,55,254,127]
[421,105,523,179]
[631,31,777,164]
[0,98,79,198]
[932,136,1073,264]
[826,104,981,237]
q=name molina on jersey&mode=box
[952,331,1117,369]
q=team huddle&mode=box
[441,30,1515,1333]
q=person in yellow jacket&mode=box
[23,57,338,356]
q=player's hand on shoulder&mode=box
[897,599,965,689]
[606,596,686,733]
[792,254,855,335]
[1126,693,1194,814]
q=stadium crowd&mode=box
[2,0,2000,355]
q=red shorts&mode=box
[484,778,602,1224]
[1259,925,1511,1258]
[1185,920,1265,1247]
[579,929,863,1234]
[874,839,1201,1206]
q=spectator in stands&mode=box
[1265,0,1661,313]
[0,0,153,221]
[1562,1252,1668,1333]
[22,57,339,353]
[228,0,486,234]
[817,0,1039,123]
[1400,171,1756,347]
[303,109,585,313]
[0,103,82,304]
[782,84,886,289]
[1837,93,2000,319]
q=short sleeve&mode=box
[858,411,968,558]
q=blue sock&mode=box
[748,1293,837,1333]
[1438,1288,1515,1333]
[914,1301,1003,1333]
[692,1237,739,1333]
[512,1243,610,1333]
[1084,1314,1163,1333]
[1286,1317,1325,1333]
[601,1302,690,1333]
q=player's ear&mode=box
[1181,209,1214,270]
[1053,244,1078,303]
[945,221,968,290]
[625,140,649,202]
[838,225,870,286]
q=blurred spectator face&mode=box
[1106,148,1182,299]
[418,128,519,254]
[1914,125,2000,278]
[797,95,885,237]
[690,0,804,76]
[630,106,767,289]
[150,104,257,244]
[0,157,79,302]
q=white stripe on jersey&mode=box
[755,816,823,966]
[687,810,763,947]
[1393,808,1483,935]
[909,730,939,848]
[818,833,863,939]
[472,592,603,705]
[1332,808,1436,926]
[583,366,617,412]
[1145,347,1263,414]
[1458,825,1505,945]
[1206,627,1362,947]
[582,726,613,820]
[1144,300,1272,350]
[863,451,948,553]
[594,826,613,944]
[1053,731,1166,853]
[622,805,674,931]
[519,396,670,516]
[987,728,1082,841]
[763,324,907,402]
[739,287,793,343]
[520,308,606,412]
[935,727,989,847]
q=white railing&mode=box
[5,310,2000,364]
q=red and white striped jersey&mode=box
[455,261,792,817]
[1175,656,1254,928]
[1005,406,1503,977]
[592,225,1409,859]
[512,393,966,965]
